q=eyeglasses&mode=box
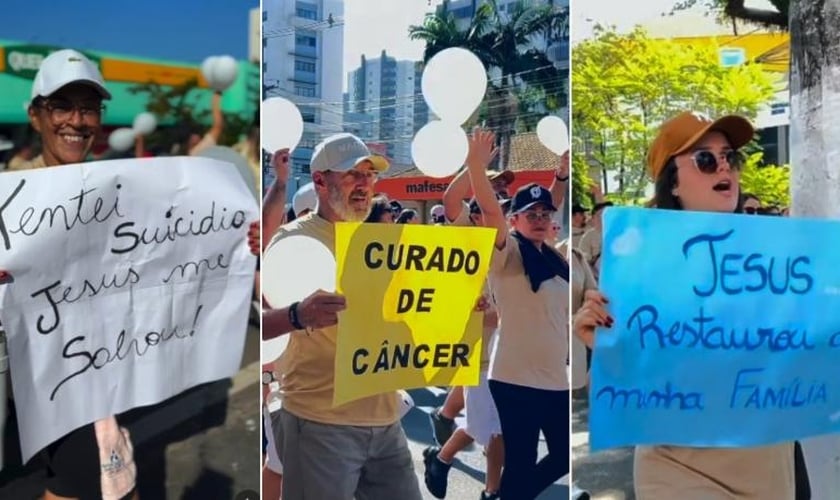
[744,206,759,214]
[521,211,553,222]
[39,100,105,124]
[688,150,743,174]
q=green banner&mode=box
[3,44,101,79]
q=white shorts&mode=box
[263,406,283,474]
[462,370,502,447]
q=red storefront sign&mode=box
[375,170,556,201]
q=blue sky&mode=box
[2,0,259,63]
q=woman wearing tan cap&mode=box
[574,111,796,500]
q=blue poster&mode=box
[590,207,840,451]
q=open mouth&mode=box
[712,179,733,193]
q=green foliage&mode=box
[409,0,569,167]
[571,147,593,207]
[670,0,789,29]
[739,151,790,207]
[572,26,776,198]
[129,76,257,154]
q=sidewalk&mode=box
[571,394,635,500]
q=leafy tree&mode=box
[129,72,258,154]
[408,0,569,168]
[670,0,788,29]
[572,26,776,198]
[738,152,790,207]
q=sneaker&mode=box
[422,446,451,499]
[429,407,456,446]
[480,491,500,500]
[571,483,591,500]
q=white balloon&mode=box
[201,56,220,86]
[422,48,487,125]
[411,120,469,178]
[262,235,336,309]
[536,116,569,155]
[132,112,157,135]
[262,334,289,365]
[262,97,304,153]
[108,128,137,152]
[211,55,239,91]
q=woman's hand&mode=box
[573,289,613,348]
[474,294,491,312]
[248,221,259,256]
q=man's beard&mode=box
[327,183,371,222]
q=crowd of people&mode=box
[260,125,575,499]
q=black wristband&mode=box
[556,174,569,181]
[289,302,305,330]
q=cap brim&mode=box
[45,79,112,101]
[513,201,557,214]
[488,170,515,183]
[330,154,390,173]
[674,115,754,155]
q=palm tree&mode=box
[408,0,569,170]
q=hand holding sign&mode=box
[573,289,612,348]
[298,291,347,329]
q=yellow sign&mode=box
[101,58,210,87]
[333,223,496,407]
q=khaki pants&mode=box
[272,408,422,500]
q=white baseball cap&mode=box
[31,49,111,102]
[430,204,445,219]
[310,133,389,173]
[292,182,318,215]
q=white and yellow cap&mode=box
[31,49,111,102]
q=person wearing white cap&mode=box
[0,49,138,500]
[263,133,423,500]
[18,49,111,171]
[429,204,446,225]
[292,181,317,218]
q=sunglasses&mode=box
[688,150,743,174]
[744,206,759,214]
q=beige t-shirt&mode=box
[634,443,794,500]
[447,200,472,227]
[569,249,596,389]
[6,154,47,171]
[266,213,399,426]
[571,226,587,250]
[478,282,497,372]
[488,233,569,391]
[579,227,603,279]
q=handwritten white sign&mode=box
[0,157,258,461]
